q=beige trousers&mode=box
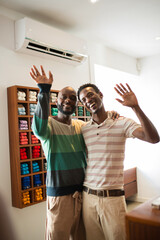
[46,191,86,240]
[83,191,127,240]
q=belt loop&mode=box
[107,190,109,197]
[103,190,105,197]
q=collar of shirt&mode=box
[89,117,114,128]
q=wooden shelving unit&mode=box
[7,85,91,208]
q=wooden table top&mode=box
[126,196,160,226]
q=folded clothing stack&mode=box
[21,163,30,175]
[19,120,28,130]
[22,191,30,205]
[30,118,33,128]
[22,176,31,190]
[50,92,57,103]
[32,146,41,158]
[29,91,37,101]
[78,106,84,116]
[86,109,91,116]
[51,107,58,116]
[44,161,47,171]
[19,132,28,145]
[33,174,42,187]
[35,188,43,201]
[20,148,28,160]
[17,91,26,101]
[31,134,39,144]
[29,103,37,115]
[32,162,40,173]
[18,104,26,115]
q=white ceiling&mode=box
[1,0,160,58]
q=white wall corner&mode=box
[136,58,141,74]
[87,42,139,82]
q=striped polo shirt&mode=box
[32,90,87,196]
[81,115,140,190]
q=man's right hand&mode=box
[30,65,53,85]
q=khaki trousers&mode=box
[46,191,86,240]
[83,191,127,240]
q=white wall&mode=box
[87,42,139,84]
[129,55,160,202]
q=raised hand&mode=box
[30,65,53,85]
[114,83,138,108]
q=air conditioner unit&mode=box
[14,17,88,65]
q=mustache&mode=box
[57,103,76,115]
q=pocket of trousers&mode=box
[47,196,59,211]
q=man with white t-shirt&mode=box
[77,83,159,240]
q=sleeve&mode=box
[123,117,141,138]
[31,84,52,141]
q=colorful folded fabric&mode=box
[44,162,47,171]
[29,91,37,102]
[22,176,31,189]
[34,188,43,201]
[17,91,26,101]
[18,104,26,115]
[29,97,37,101]
[29,104,37,115]
[32,140,39,144]
[33,174,42,187]
[20,148,28,159]
[50,93,57,103]
[22,191,30,205]
[19,133,28,145]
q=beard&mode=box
[57,103,76,116]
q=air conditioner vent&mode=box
[26,40,84,62]
[28,42,46,51]
[15,17,88,65]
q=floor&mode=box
[126,200,142,212]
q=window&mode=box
[94,64,140,169]
[94,64,139,120]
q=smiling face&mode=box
[57,87,77,115]
[79,87,103,114]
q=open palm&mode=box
[114,83,138,108]
[30,65,53,85]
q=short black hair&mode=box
[77,83,100,102]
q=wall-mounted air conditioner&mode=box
[14,17,88,65]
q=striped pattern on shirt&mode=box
[32,91,87,196]
[81,116,140,190]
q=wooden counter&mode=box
[125,197,160,240]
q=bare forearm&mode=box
[132,105,159,143]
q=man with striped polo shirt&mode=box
[30,65,87,240]
[77,83,159,240]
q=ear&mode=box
[99,91,103,99]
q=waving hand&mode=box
[30,65,53,85]
[114,83,138,108]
